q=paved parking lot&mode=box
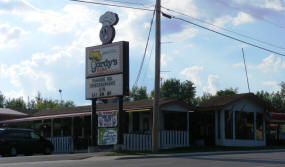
[1,151,285,167]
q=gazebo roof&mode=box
[196,93,271,111]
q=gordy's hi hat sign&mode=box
[85,11,129,99]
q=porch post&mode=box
[187,111,190,146]
[263,114,266,144]
[128,112,133,133]
[254,112,256,141]
[215,111,218,144]
[82,116,85,137]
[41,120,44,136]
[71,117,74,137]
[51,119,54,137]
[233,111,236,140]
[220,110,225,142]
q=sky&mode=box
[0,0,285,106]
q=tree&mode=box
[216,87,238,96]
[160,78,196,105]
[280,81,285,97]
[160,78,181,99]
[180,80,196,105]
[130,86,148,101]
[5,97,26,110]
[194,92,213,105]
[0,91,4,108]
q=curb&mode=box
[116,149,285,160]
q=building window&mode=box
[224,110,233,139]
[235,111,254,140]
[256,113,264,140]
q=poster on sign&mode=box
[98,128,117,145]
[85,74,123,99]
[86,41,128,78]
[98,111,117,127]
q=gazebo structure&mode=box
[194,93,271,147]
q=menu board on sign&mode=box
[98,111,117,127]
[86,42,124,78]
[98,128,117,145]
[85,74,123,99]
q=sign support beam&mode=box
[91,99,98,148]
[117,96,124,145]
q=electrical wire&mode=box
[133,8,156,89]
[164,13,285,57]
[101,0,153,8]
[162,6,285,51]
[142,42,154,84]
[70,0,154,11]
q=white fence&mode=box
[124,130,189,151]
[47,136,74,153]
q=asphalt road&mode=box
[1,151,285,167]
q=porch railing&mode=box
[47,136,74,153]
[124,130,189,151]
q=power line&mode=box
[133,8,156,89]
[162,6,285,51]
[142,42,155,84]
[71,0,154,11]
[163,13,285,57]
[101,0,153,8]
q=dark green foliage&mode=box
[160,78,196,105]
[0,92,4,108]
[130,86,148,101]
[0,91,75,110]
[256,82,285,112]
[160,79,181,99]
[5,97,26,110]
[194,92,213,105]
[216,87,238,96]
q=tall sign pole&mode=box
[152,0,161,153]
[86,11,129,151]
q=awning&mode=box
[0,112,91,124]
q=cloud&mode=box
[164,25,198,42]
[213,12,254,27]
[233,12,254,25]
[2,89,26,100]
[23,4,99,34]
[256,54,282,72]
[0,24,27,49]
[161,53,173,67]
[0,60,56,92]
[180,66,204,86]
[263,81,280,92]
[233,62,244,68]
[0,0,36,14]
[203,74,220,94]
[213,15,233,27]
[235,0,285,11]
[162,0,200,18]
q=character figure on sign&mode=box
[99,11,119,44]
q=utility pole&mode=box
[152,0,161,153]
